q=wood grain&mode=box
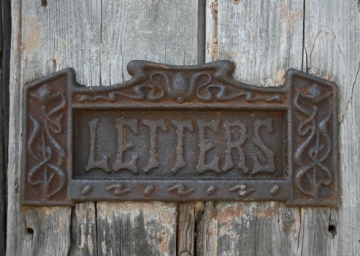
[202,1,305,255]
[196,202,217,256]
[96,202,177,256]
[69,202,97,256]
[202,0,360,255]
[7,0,199,255]
[100,0,199,84]
[206,0,303,85]
[303,0,360,255]
[97,1,199,255]
[22,207,71,256]
[7,0,360,255]
[198,202,303,256]
[177,203,195,256]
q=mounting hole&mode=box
[27,228,34,235]
[328,225,337,238]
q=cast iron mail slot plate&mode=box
[23,60,338,206]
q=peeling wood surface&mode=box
[201,0,360,255]
[69,202,97,256]
[7,0,198,255]
[96,202,177,256]
[203,1,305,255]
[177,203,195,256]
[6,0,360,255]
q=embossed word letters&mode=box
[23,60,338,206]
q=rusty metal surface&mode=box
[22,60,338,206]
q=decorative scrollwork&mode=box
[75,61,284,104]
[230,184,255,196]
[168,184,194,196]
[294,83,333,200]
[27,84,66,199]
[106,183,130,196]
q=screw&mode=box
[285,209,292,218]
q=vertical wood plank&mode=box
[8,1,200,255]
[177,203,195,256]
[302,0,360,255]
[7,0,23,253]
[273,206,300,256]
[69,202,97,256]
[97,1,199,255]
[22,207,71,256]
[8,1,104,255]
[202,0,304,255]
[96,202,177,256]
[206,0,303,85]
[196,202,217,256]
[100,0,200,84]
[297,208,338,256]
[0,0,9,252]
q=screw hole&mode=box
[41,0,47,7]
[328,225,337,238]
[27,228,34,235]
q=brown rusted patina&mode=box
[23,60,338,206]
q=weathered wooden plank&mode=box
[69,202,97,256]
[198,202,302,256]
[7,1,98,254]
[1,0,11,254]
[206,0,303,85]
[196,202,217,256]
[96,1,199,255]
[100,0,200,84]
[96,202,177,256]
[202,0,304,255]
[7,0,22,253]
[22,207,71,256]
[297,208,338,256]
[7,1,107,255]
[8,0,200,255]
[302,0,360,255]
[273,205,301,256]
[177,203,195,256]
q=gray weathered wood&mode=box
[100,0,200,85]
[0,5,5,254]
[22,207,71,256]
[96,202,177,256]
[202,1,305,255]
[4,0,72,254]
[7,0,199,255]
[8,0,359,255]
[297,208,338,256]
[206,0,303,85]
[201,0,360,255]
[69,202,97,256]
[198,202,302,256]
[302,0,360,255]
[96,1,199,255]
